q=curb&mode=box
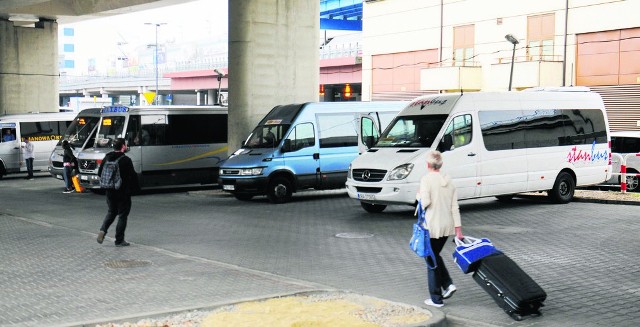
[573,197,640,206]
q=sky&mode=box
[61,0,228,72]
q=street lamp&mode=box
[145,22,166,105]
[214,68,224,105]
[505,34,519,91]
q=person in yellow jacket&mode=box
[417,150,464,308]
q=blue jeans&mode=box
[63,166,73,190]
[426,236,453,304]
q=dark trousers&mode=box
[426,236,453,304]
[100,192,131,244]
[25,158,34,178]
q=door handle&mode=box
[468,152,476,157]
[313,153,320,160]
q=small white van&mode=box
[603,131,640,192]
[0,112,76,178]
[346,87,611,213]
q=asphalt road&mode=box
[1,172,639,327]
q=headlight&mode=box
[347,163,352,179]
[240,168,264,176]
[387,163,414,180]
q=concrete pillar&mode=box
[207,89,215,105]
[0,20,58,115]
[228,0,319,152]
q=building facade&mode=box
[362,0,640,130]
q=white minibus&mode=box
[48,108,102,180]
[346,87,611,213]
[219,101,405,203]
[77,105,228,189]
[0,112,76,178]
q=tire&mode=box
[233,193,253,201]
[360,202,387,213]
[548,171,575,204]
[267,176,293,204]
[495,194,514,202]
[625,169,640,192]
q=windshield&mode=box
[376,115,448,148]
[95,116,126,148]
[61,116,100,148]
[244,124,290,149]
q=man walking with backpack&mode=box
[97,138,139,247]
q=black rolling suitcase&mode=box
[472,253,547,321]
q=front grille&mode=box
[352,169,387,182]
[355,186,382,193]
[52,161,63,168]
[79,159,97,170]
[221,169,240,175]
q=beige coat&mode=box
[418,171,462,238]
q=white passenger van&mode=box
[76,105,228,189]
[48,108,102,180]
[219,101,405,203]
[346,87,611,213]
[603,131,640,192]
[0,112,76,178]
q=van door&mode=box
[282,123,318,189]
[317,113,360,189]
[437,114,479,198]
[1,125,20,174]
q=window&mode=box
[166,114,228,145]
[527,14,555,61]
[64,116,100,148]
[63,28,74,37]
[64,60,75,69]
[611,137,640,154]
[317,114,358,148]
[479,109,608,151]
[285,123,315,151]
[377,115,448,148]
[63,44,74,53]
[453,25,475,66]
[20,121,69,142]
[438,114,473,152]
[96,116,126,148]
[141,115,166,146]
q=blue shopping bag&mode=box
[410,200,437,269]
[452,236,501,274]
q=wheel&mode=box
[495,194,514,202]
[625,169,639,192]
[267,176,293,204]
[548,171,575,204]
[233,193,253,201]
[360,202,387,213]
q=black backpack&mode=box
[99,156,124,190]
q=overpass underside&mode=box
[0,0,319,153]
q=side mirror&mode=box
[364,135,375,149]
[281,139,292,153]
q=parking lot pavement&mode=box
[1,175,639,326]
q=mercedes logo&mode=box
[81,161,89,169]
[361,170,371,181]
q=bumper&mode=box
[345,179,418,206]
[77,173,102,189]
[48,166,65,180]
[218,176,269,195]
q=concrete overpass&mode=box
[0,0,319,151]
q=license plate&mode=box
[80,175,88,180]
[358,193,375,200]
[223,184,235,191]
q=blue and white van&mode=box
[219,101,405,203]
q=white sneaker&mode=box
[443,284,457,299]
[424,299,444,308]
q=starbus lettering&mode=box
[411,98,448,110]
[566,141,608,163]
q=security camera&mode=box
[214,68,224,76]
